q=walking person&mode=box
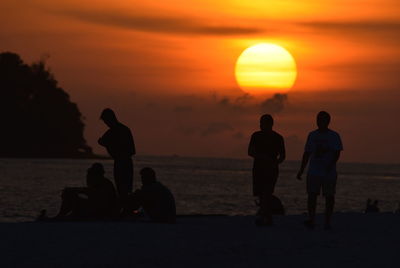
[297,111,343,230]
[248,114,285,226]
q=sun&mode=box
[235,43,297,95]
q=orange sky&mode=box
[1,0,399,162]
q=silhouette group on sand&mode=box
[40,108,176,223]
[40,108,345,229]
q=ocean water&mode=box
[0,156,399,222]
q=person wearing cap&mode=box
[98,108,136,210]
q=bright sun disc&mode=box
[235,43,297,95]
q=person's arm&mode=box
[63,187,89,197]
[277,136,286,164]
[297,133,313,180]
[98,138,105,146]
[297,151,311,180]
[129,190,143,211]
[64,186,86,192]
[248,134,257,158]
[98,136,106,146]
[128,129,136,156]
[326,133,343,172]
[98,131,109,147]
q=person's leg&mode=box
[263,191,273,224]
[71,197,90,219]
[126,158,133,193]
[114,158,133,197]
[256,173,277,226]
[253,166,263,224]
[255,194,270,226]
[307,193,317,224]
[56,188,78,218]
[305,175,321,228]
[325,195,335,229]
[114,158,133,216]
[263,175,277,224]
[114,160,123,196]
[322,175,337,229]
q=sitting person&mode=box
[39,163,117,220]
[128,167,176,223]
[365,199,380,213]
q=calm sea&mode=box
[0,156,399,222]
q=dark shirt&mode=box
[99,122,135,159]
[87,178,117,217]
[248,130,285,168]
[131,182,176,223]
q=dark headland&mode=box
[0,52,93,158]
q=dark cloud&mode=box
[260,94,288,114]
[213,93,252,113]
[176,125,196,136]
[232,131,245,140]
[201,122,234,136]
[54,9,263,36]
[173,105,193,113]
[301,20,400,44]
[212,92,289,115]
[44,6,400,42]
[302,20,400,33]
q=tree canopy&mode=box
[0,52,92,157]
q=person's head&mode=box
[140,167,157,186]
[260,114,274,132]
[316,111,331,130]
[86,163,105,187]
[100,108,118,127]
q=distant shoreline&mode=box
[0,155,398,166]
[0,154,110,160]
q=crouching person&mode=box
[40,163,117,221]
[129,167,176,223]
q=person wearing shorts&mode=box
[297,111,343,230]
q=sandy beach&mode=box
[1,213,399,267]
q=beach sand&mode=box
[0,213,399,267]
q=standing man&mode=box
[98,108,136,208]
[297,111,343,230]
[248,114,285,226]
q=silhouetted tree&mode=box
[0,52,92,157]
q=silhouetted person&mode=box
[98,108,135,211]
[248,114,285,226]
[128,167,176,223]
[297,111,343,230]
[40,163,117,220]
[365,199,380,213]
